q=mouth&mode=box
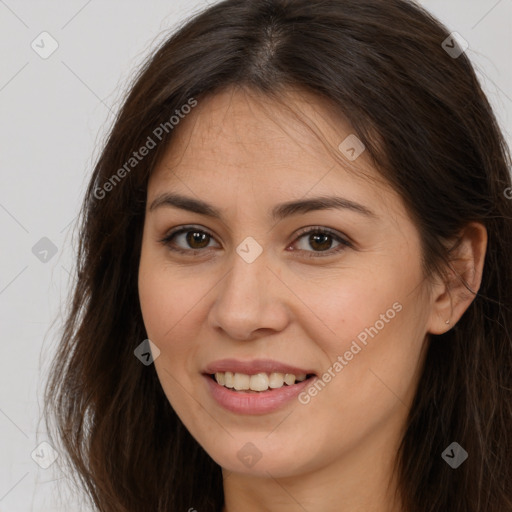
[202,365,318,414]
[206,371,317,393]
[202,358,318,413]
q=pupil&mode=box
[310,233,331,251]
[187,231,209,249]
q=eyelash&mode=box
[158,225,352,259]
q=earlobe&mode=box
[427,222,487,335]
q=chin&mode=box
[201,435,319,478]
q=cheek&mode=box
[138,267,170,342]
[306,249,428,399]
[138,243,195,342]
[138,271,194,365]
[138,258,203,414]
[310,266,415,355]
[138,249,212,378]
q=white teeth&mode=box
[213,371,309,391]
[250,373,269,391]
[224,371,234,388]
[284,373,295,386]
[268,372,284,388]
[233,373,250,390]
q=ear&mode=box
[427,222,487,335]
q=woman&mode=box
[44,0,512,510]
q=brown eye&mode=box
[306,232,334,251]
[159,225,351,258]
[291,227,352,258]
[160,227,218,253]
[184,230,211,249]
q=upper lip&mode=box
[203,358,316,376]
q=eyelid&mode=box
[289,225,352,258]
[292,225,352,246]
[158,225,219,250]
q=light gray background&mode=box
[0,1,511,510]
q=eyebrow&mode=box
[148,192,377,221]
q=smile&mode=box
[202,367,317,415]
[211,371,311,391]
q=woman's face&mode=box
[138,88,438,478]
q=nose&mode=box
[207,248,290,341]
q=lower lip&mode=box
[203,374,315,415]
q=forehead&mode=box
[147,87,400,220]
[156,89,363,172]
[179,87,347,151]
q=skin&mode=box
[138,86,487,512]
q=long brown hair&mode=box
[43,0,512,510]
